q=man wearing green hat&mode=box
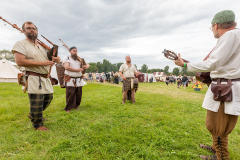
[174,10,239,160]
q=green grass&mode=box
[0,82,239,160]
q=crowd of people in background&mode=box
[83,71,194,89]
[83,71,122,84]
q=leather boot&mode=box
[212,135,229,160]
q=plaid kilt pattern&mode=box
[28,94,53,128]
[122,78,138,92]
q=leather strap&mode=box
[212,78,240,82]
[26,71,48,78]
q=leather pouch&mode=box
[18,73,26,86]
[50,77,58,85]
[64,75,71,82]
[211,79,232,102]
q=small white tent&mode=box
[0,59,21,82]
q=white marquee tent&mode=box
[0,59,21,82]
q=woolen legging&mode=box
[205,102,238,160]
[65,86,82,111]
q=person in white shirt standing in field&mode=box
[175,10,239,160]
[63,47,90,113]
[119,55,139,104]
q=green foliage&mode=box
[85,59,193,76]
[181,67,188,75]
[0,49,15,62]
[140,64,148,73]
[163,65,169,75]
[0,82,240,159]
[134,64,138,70]
[86,59,124,73]
[147,68,163,73]
[172,67,180,76]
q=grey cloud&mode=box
[1,0,240,70]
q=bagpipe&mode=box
[0,16,58,85]
[162,49,212,84]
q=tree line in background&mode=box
[86,61,196,76]
[0,49,15,62]
[1,49,196,76]
[138,64,196,76]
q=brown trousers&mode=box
[123,89,135,102]
[206,102,238,160]
[65,86,82,111]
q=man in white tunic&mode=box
[119,55,139,104]
[12,21,60,131]
[175,10,239,160]
[63,47,89,113]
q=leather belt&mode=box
[71,76,82,78]
[212,78,240,82]
[26,71,48,78]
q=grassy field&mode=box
[0,82,239,160]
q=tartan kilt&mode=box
[122,78,138,92]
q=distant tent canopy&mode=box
[0,59,21,82]
[154,72,166,77]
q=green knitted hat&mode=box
[211,10,235,24]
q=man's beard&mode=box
[25,32,38,42]
[127,60,131,63]
[71,54,78,60]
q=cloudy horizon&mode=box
[1,0,240,71]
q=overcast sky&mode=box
[1,0,240,71]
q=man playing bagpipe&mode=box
[62,47,90,113]
[119,55,139,104]
[12,21,60,131]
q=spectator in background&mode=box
[111,71,114,84]
[188,77,192,84]
[150,76,153,83]
[166,75,170,86]
[96,71,100,83]
[177,75,182,89]
[102,72,106,84]
[107,72,111,83]
[88,71,92,83]
[169,74,173,85]
[182,74,188,89]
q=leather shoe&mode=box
[35,126,49,131]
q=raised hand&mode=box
[174,53,185,67]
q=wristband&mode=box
[184,63,187,68]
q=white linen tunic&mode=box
[12,39,53,94]
[188,29,240,115]
[63,56,83,87]
[119,63,137,78]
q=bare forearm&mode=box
[14,52,54,67]
[119,72,124,77]
[15,58,43,67]
[65,66,81,72]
